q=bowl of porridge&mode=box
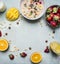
[20,0,45,20]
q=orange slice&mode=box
[0,39,9,51]
[30,52,42,63]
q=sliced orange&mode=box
[0,39,9,51]
[30,52,42,63]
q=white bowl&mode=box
[20,0,45,20]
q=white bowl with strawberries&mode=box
[46,5,60,28]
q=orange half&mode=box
[30,52,42,63]
[0,39,9,51]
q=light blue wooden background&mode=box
[0,0,60,64]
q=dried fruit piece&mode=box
[0,31,2,37]
[20,52,27,57]
[44,46,49,53]
[33,0,39,2]
[9,54,14,60]
[39,2,42,4]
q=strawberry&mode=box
[53,7,58,13]
[58,19,60,23]
[56,13,60,16]
[50,21,57,27]
[46,7,52,13]
[53,15,59,21]
[46,15,52,22]
[50,13,54,18]
[58,8,60,13]
[47,17,52,22]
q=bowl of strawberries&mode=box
[46,5,60,28]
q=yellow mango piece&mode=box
[6,8,20,21]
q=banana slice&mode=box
[50,41,60,55]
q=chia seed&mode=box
[53,30,55,34]
[16,22,19,25]
[45,40,48,43]
[29,47,32,50]
[8,27,11,29]
[5,33,8,36]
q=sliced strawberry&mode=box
[50,13,54,18]
[50,21,57,27]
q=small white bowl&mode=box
[0,1,6,12]
[20,0,45,20]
